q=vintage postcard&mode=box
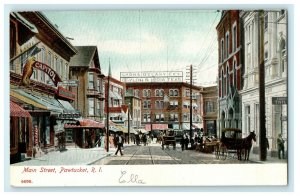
[8,8,288,187]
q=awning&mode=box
[64,119,105,129]
[11,89,63,114]
[10,101,31,117]
[115,125,128,133]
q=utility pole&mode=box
[258,10,267,161]
[189,64,193,140]
[106,61,111,152]
[128,102,131,144]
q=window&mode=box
[40,48,45,82]
[225,33,229,58]
[96,79,100,92]
[226,67,230,95]
[174,89,178,96]
[245,106,251,133]
[174,114,179,122]
[49,52,53,69]
[143,100,151,109]
[233,60,237,87]
[169,114,174,121]
[88,72,94,89]
[143,89,150,97]
[221,39,224,62]
[65,63,68,80]
[97,100,100,115]
[135,89,140,97]
[264,14,268,31]
[54,56,60,75]
[205,101,214,113]
[155,89,164,97]
[170,89,178,97]
[155,114,164,122]
[280,38,286,73]
[89,98,94,115]
[60,59,64,78]
[232,25,237,51]
[222,70,225,97]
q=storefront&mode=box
[64,119,105,148]
[10,101,32,163]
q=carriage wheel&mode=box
[219,146,228,160]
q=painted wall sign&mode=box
[120,71,183,83]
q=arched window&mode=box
[174,89,178,96]
[226,66,230,95]
[222,70,225,97]
[233,60,237,88]
[280,38,286,73]
[169,89,174,97]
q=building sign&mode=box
[272,97,287,105]
[145,124,168,130]
[58,113,81,119]
[57,87,76,101]
[20,57,62,87]
[120,71,183,83]
[58,80,79,87]
[33,61,62,86]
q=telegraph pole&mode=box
[106,61,111,152]
[189,64,193,140]
[258,10,267,161]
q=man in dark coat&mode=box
[115,134,124,156]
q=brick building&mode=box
[202,85,218,137]
[125,82,203,134]
[216,10,244,135]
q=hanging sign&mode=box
[21,57,62,87]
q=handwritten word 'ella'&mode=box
[119,171,146,184]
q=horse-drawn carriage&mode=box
[161,135,176,150]
[214,128,256,161]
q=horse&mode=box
[236,131,257,161]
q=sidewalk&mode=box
[11,146,116,166]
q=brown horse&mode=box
[237,131,257,161]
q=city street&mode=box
[92,143,285,165]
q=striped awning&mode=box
[10,101,31,117]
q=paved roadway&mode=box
[93,144,253,165]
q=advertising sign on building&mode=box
[272,97,288,105]
[120,71,183,83]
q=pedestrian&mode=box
[115,134,124,156]
[184,133,189,150]
[180,134,185,151]
[277,133,285,159]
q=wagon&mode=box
[162,135,176,150]
[215,128,242,160]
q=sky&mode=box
[43,10,221,86]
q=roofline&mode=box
[36,12,78,54]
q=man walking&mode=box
[115,134,124,156]
[277,133,285,159]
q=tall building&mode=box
[125,82,203,134]
[216,10,244,136]
[240,10,287,156]
[69,46,105,122]
[10,12,78,162]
